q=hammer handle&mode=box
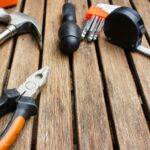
[0,25,16,45]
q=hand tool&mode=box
[81,4,119,42]
[87,16,99,41]
[58,0,81,54]
[0,67,49,150]
[104,7,150,57]
[93,18,105,40]
[0,0,18,8]
[81,6,108,41]
[0,8,42,49]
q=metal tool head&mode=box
[0,8,11,23]
[10,12,42,49]
[17,66,49,99]
[0,8,42,48]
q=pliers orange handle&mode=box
[0,67,49,150]
[0,89,37,150]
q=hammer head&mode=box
[0,8,11,23]
[10,12,42,49]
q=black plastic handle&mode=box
[62,3,76,23]
[0,89,20,117]
[0,97,37,150]
[58,2,81,54]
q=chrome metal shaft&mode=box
[0,25,16,45]
[137,45,150,56]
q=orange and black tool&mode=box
[0,67,49,150]
[0,0,18,8]
[81,6,109,41]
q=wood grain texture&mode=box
[112,0,150,117]
[0,0,45,149]
[73,0,113,150]
[131,38,150,111]
[91,0,150,149]
[36,0,73,149]
[131,0,150,35]
[0,0,22,94]
[0,0,22,139]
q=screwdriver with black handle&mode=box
[59,0,81,54]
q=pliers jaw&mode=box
[0,67,49,150]
[17,66,49,99]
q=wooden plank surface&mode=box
[0,0,45,149]
[131,0,150,36]
[36,0,73,149]
[125,0,150,111]
[0,0,23,93]
[131,38,150,111]
[113,0,150,121]
[73,0,113,150]
[0,0,23,140]
[0,0,149,149]
[91,0,150,149]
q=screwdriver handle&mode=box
[59,2,81,54]
[62,3,76,23]
[0,97,37,150]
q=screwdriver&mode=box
[58,0,81,54]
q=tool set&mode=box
[81,6,108,41]
[0,67,49,150]
[0,1,149,149]
[81,4,119,41]
[81,3,150,56]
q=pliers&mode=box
[0,66,49,150]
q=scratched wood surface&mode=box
[73,0,113,150]
[0,0,149,150]
[91,0,150,149]
[36,0,73,149]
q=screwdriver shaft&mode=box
[93,18,105,40]
[81,15,95,38]
[89,16,99,32]
[87,18,101,41]
[86,16,99,41]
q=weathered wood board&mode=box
[0,0,149,149]
[73,0,113,149]
[91,0,150,149]
[36,0,73,149]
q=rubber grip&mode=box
[0,96,37,150]
[62,3,76,22]
[0,116,25,150]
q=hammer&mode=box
[0,8,42,49]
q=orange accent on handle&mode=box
[0,0,18,8]
[0,116,25,150]
[86,6,108,20]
